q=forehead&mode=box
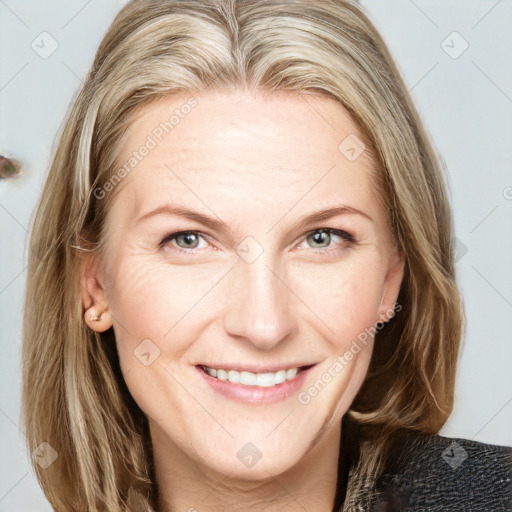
[107,89,380,228]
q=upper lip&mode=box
[197,362,316,373]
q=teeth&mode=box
[204,366,217,377]
[201,365,302,387]
[286,368,298,380]
[275,370,287,384]
[228,370,240,383]
[256,372,275,387]
[240,371,256,386]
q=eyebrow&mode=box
[135,204,373,233]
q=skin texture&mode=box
[81,89,404,511]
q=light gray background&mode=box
[1,0,511,509]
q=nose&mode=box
[222,256,298,351]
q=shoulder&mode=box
[371,430,512,511]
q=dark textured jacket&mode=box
[370,431,512,511]
[332,416,512,511]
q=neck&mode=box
[150,422,343,512]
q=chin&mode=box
[202,447,303,482]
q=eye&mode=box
[159,231,210,255]
[299,228,354,254]
[159,228,355,256]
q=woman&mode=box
[21,0,511,511]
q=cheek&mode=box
[106,255,226,361]
[291,255,384,347]
[105,258,223,417]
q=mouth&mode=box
[198,364,315,388]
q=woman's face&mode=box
[84,89,404,479]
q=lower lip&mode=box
[197,366,314,404]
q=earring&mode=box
[90,310,102,322]
[84,307,112,333]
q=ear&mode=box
[377,248,405,323]
[80,252,113,333]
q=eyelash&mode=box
[159,228,355,256]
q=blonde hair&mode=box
[21,0,464,510]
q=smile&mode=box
[199,365,309,387]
